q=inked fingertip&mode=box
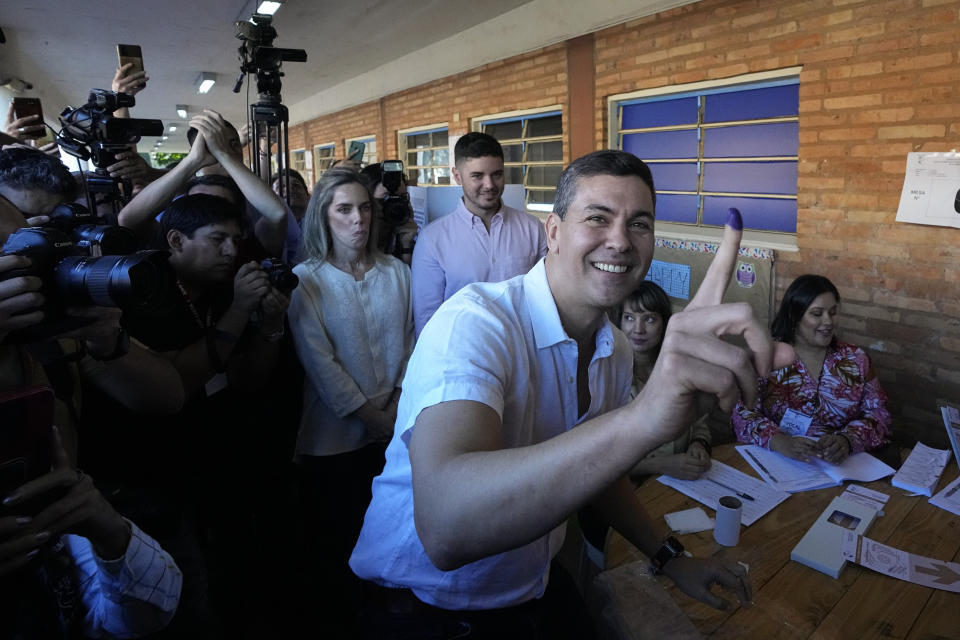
[726,207,743,231]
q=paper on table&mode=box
[664,507,715,534]
[657,460,790,526]
[737,445,894,493]
[842,532,960,593]
[892,443,951,497]
[930,476,960,517]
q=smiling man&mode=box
[350,150,774,639]
[410,132,547,335]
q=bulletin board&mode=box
[646,238,776,329]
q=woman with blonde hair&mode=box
[288,167,413,634]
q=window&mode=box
[345,135,377,167]
[609,70,800,237]
[314,143,335,176]
[290,148,312,187]
[475,109,563,213]
[399,126,450,185]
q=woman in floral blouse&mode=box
[732,274,891,463]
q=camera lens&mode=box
[53,250,175,311]
[72,225,138,255]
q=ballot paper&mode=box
[842,532,960,593]
[892,443,951,496]
[657,460,789,526]
[664,507,715,535]
[930,475,960,517]
[737,444,894,493]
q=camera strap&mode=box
[176,281,213,330]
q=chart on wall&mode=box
[649,240,775,329]
[896,152,960,229]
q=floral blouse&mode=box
[732,341,892,453]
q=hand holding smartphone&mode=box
[8,98,46,140]
[115,44,148,95]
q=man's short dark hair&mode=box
[454,132,503,165]
[158,193,246,247]
[273,167,308,189]
[186,174,245,207]
[553,150,656,220]
[0,147,76,200]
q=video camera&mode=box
[57,89,164,169]
[0,211,176,344]
[233,13,306,99]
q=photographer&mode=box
[117,109,299,262]
[272,167,309,225]
[0,175,183,640]
[360,162,417,266]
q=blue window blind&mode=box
[617,77,799,233]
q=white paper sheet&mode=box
[895,152,960,229]
[892,443,951,497]
[842,532,960,593]
[657,460,790,526]
[664,507,715,534]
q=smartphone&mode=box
[11,97,44,140]
[347,140,366,164]
[116,44,145,75]
[0,386,54,501]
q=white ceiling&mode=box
[0,0,533,151]
[0,0,695,153]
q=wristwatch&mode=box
[649,536,685,575]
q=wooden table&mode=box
[605,444,960,639]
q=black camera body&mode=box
[260,258,299,295]
[1,227,175,344]
[57,89,164,170]
[45,202,138,256]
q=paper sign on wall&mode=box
[895,152,960,229]
[842,532,960,593]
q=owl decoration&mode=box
[736,261,756,288]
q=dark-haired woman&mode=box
[733,274,891,463]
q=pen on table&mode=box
[707,477,756,502]
[745,449,777,482]
[945,482,960,498]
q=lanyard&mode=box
[177,281,213,330]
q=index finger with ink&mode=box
[687,208,743,311]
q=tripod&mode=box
[247,94,291,203]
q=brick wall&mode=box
[294,0,960,446]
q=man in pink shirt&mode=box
[411,132,547,335]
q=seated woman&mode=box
[733,274,892,463]
[287,167,414,633]
[621,281,712,481]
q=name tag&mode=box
[779,408,813,436]
[204,372,229,397]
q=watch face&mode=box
[664,536,684,555]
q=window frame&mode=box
[472,106,563,214]
[313,142,336,177]
[608,67,802,251]
[397,123,451,186]
[290,148,312,188]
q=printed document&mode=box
[658,460,789,526]
[892,443,951,496]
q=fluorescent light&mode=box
[196,72,216,94]
[161,136,168,140]
[169,125,177,132]
[257,1,282,15]
[176,105,188,118]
